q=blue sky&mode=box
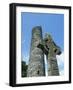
[21,12,64,75]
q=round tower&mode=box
[27,26,45,77]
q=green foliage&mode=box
[21,61,28,77]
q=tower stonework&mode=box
[27,26,45,77]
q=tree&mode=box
[21,61,28,77]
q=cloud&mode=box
[56,52,64,75]
[44,55,48,76]
[60,70,64,75]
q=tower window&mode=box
[37,70,40,75]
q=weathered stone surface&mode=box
[27,26,45,77]
[27,27,61,77]
[45,34,61,76]
[38,33,61,76]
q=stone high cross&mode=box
[37,33,62,76]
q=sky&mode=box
[21,12,64,75]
